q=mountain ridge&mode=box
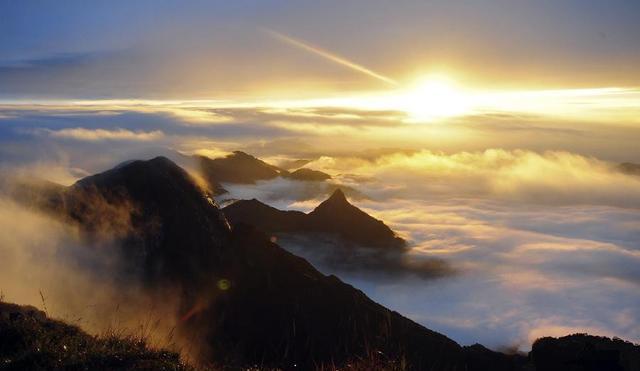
[224,188,406,250]
[197,151,332,194]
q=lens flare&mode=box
[265,28,398,87]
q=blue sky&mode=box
[2,0,639,99]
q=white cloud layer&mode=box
[306,149,640,208]
[48,127,164,141]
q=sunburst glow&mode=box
[399,75,472,121]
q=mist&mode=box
[0,194,185,352]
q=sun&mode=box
[400,75,472,121]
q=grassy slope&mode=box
[0,301,191,371]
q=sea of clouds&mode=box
[221,149,640,350]
[1,104,639,352]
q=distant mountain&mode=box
[308,189,405,248]
[278,158,313,170]
[618,162,640,176]
[197,151,331,194]
[224,189,406,250]
[222,197,307,232]
[287,167,332,181]
[198,151,285,185]
[18,157,522,370]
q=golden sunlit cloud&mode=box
[2,81,639,127]
[48,127,164,141]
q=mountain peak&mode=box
[305,188,406,249]
[75,156,186,189]
[66,156,232,284]
[326,188,348,204]
[147,155,174,165]
[198,150,285,184]
[330,188,346,198]
[312,188,354,214]
[230,150,255,159]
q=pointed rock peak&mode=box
[317,188,352,210]
[329,188,347,202]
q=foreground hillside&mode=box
[3,300,640,371]
[0,301,191,371]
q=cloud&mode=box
[311,198,640,351]
[305,149,640,208]
[47,127,164,141]
[217,177,366,209]
[3,102,640,165]
[277,234,454,280]
[0,161,88,186]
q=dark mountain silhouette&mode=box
[224,189,406,250]
[279,158,313,170]
[308,189,405,249]
[198,151,284,185]
[0,301,191,370]
[530,334,640,371]
[618,162,640,176]
[16,157,526,370]
[197,151,331,194]
[221,192,452,279]
[223,197,307,232]
[287,167,332,181]
[65,156,232,287]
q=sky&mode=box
[2,0,640,99]
[1,0,640,353]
